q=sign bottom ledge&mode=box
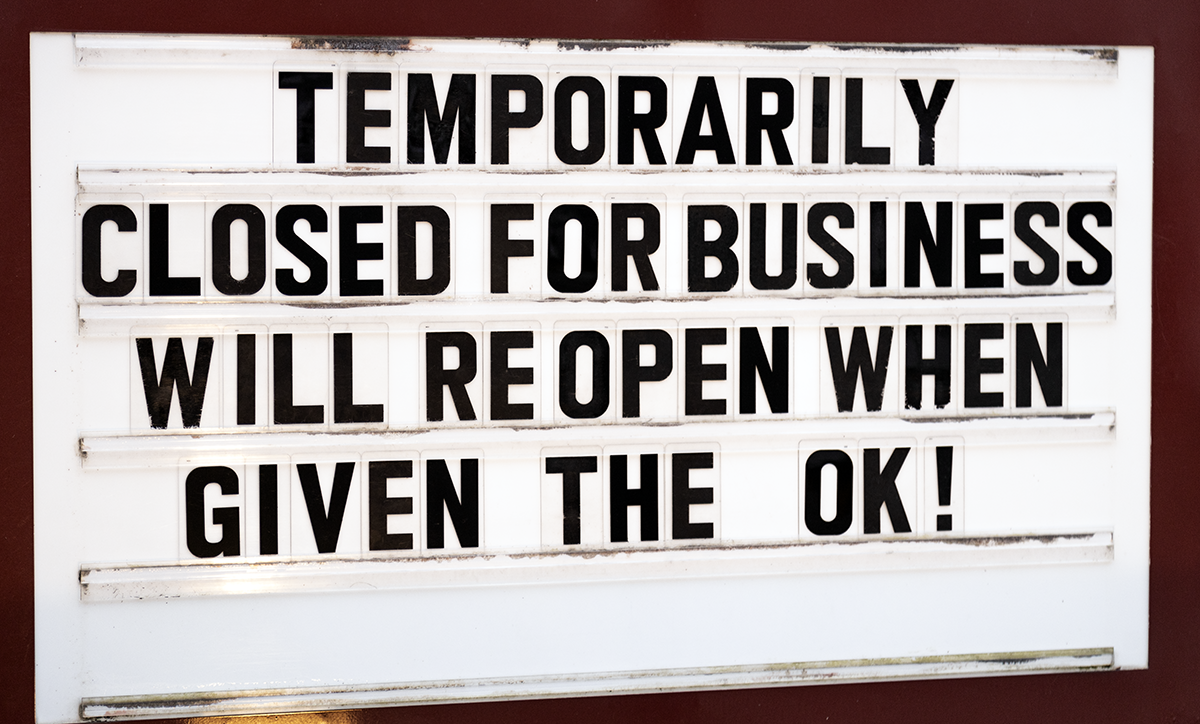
[79,647,1115,720]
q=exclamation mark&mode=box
[936,446,953,531]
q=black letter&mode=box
[672,452,714,540]
[745,78,794,165]
[811,76,830,164]
[211,204,266,296]
[806,202,855,289]
[964,323,1005,408]
[490,330,534,421]
[610,454,658,542]
[621,329,672,418]
[425,331,477,422]
[546,456,597,545]
[185,466,240,558]
[236,334,256,425]
[905,325,951,410]
[748,203,798,290]
[279,71,333,164]
[559,330,610,419]
[259,464,278,555]
[899,79,954,166]
[804,450,853,535]
[1013,201,1060,287]
[297,462,354,553]
[136,337,214,429]
[824,327,892,412]
[547,205,599,293]
[675,77,735,164]
[684,328,727,416]
[844,78,890,165]
[369,460,414,551]
[407,73,476,164]
[396,206,452,295]
[426,459,479,548]
[346,72,392,163]
[611,203,661,292]
[81,205,137,297]
[687,205,739,292]
[491,74,544,164]
[869,200,887,287]
[904,201,953,288]
[862,448,912,534]
[339,205,384,297]
[333,333,384,423]
[964,203,1004,289]
[1066,202,1113,286]
[148,204,200,296]
[275,205,329,296]
[554,76,605,164]
[1015,323,1063,408]
[617,76,667,165]
[490,204,535,293]
[272,334,324,424]
[739,327,788,414]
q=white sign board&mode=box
[31,34,1152,723]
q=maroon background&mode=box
[4,1,1197,721]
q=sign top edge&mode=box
[56,32,1130,61]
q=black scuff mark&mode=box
[905,413,1097,423]
[290,36,413,54]
[557,40,671,52]
[827,43,962,54]
[985,655,1041,665]
[745,42,813,52]
[1077,47,1118,62]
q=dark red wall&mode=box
[4,1,1197,721]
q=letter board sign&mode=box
[30,34,1152,722]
